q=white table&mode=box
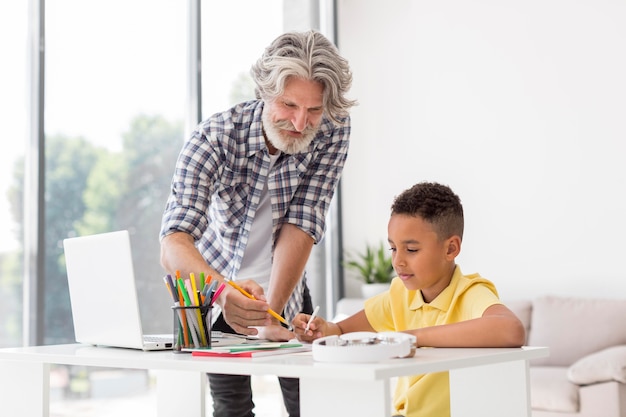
[0,344,547,417]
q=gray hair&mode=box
[251,30,357,125]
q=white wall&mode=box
[337,0,626,300]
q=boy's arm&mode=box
[335,310,376,334]
[407,304,526,348]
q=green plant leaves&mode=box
[344,242,395,284]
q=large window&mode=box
[43,0,186,344]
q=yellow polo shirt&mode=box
[364,266,501,417]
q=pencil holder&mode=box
[172,305,212,353]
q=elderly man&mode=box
[160,30,356,417]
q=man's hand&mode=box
[218,279,273,336]
[254,325,295,342]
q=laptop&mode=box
[63,230,173,351]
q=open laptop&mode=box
[63,230,173,351]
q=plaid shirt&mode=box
[160,99,350,320]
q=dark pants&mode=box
[208,284,313,417]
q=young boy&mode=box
[293,182,526,417]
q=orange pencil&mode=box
[177,284,190,347]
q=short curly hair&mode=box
[250,30,357,126]
[391,182,464,241]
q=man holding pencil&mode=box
[159,30,356,417]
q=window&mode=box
[44,0,186,344]
[42,0,187,410]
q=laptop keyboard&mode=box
[144,335,172,342]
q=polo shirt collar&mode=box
[408,265,463,312]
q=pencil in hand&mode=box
[305,305,320,332]
[226,279,293,330]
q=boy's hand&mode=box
[292,312,333,342]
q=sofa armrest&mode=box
[567,345,626,385]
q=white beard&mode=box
[262,109,318,155]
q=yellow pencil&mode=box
[190,273,200,305]
[189,273,208,346]
[226,279,292,329]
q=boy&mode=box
[293,182,526,417]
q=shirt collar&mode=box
[408,265,463,311]
[246,100,267,158]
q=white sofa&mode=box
[507,296,626,417]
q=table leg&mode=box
[300,376,391,416]
[449,359,530,417]
[0,360,50,416]
[155,370,206,417]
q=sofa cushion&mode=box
[528,296,626,366]
[530,366,579,413]
[567,345,626,384]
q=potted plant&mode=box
[344,241,395,298]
